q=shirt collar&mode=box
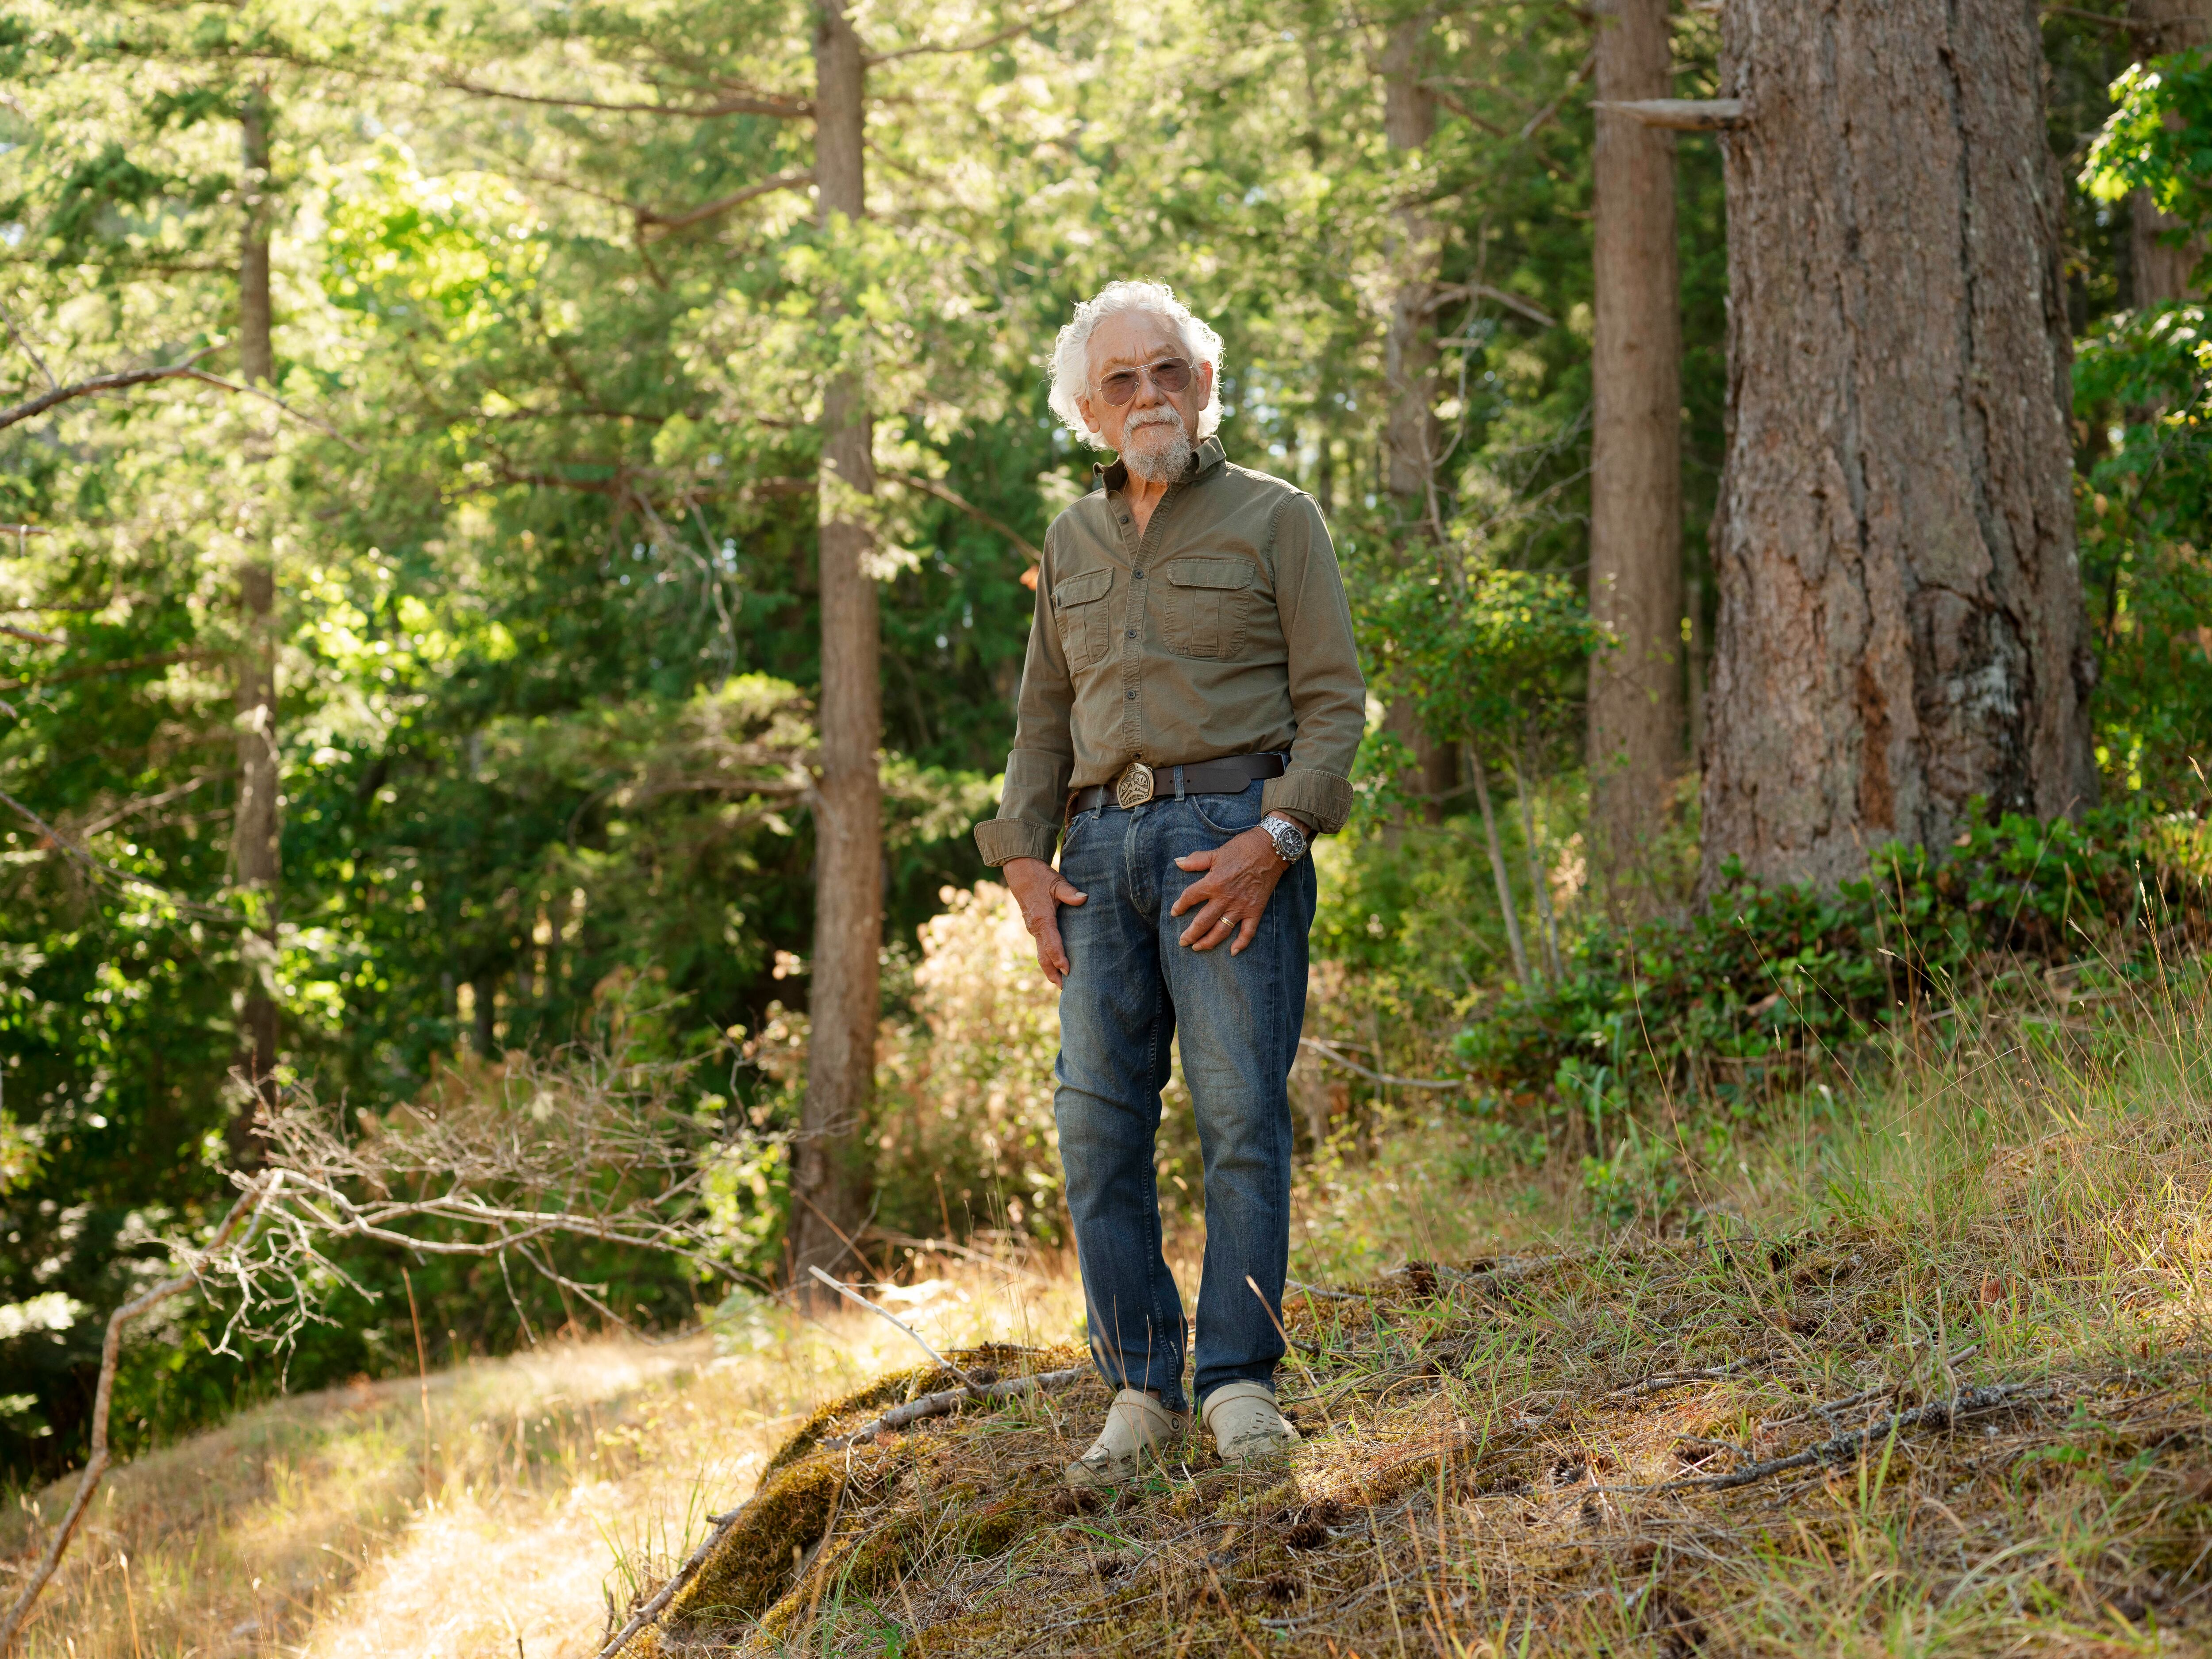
[1094,434,1226,495]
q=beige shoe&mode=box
[1065,1388,1188,1490]
[1202,1382,1302,1462]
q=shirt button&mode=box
[1133,569,1144,579]
[1126,691,1137,699]
[1126,630,1137,638]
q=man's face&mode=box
[1075,310,1214,483]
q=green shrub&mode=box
[1453,805,2212,1120]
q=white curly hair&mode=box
[1047,280,1225,449]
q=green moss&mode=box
[757,1505,938,1639]
[643,1454,844,1647]
[760,1365,955,1478]
[958,1490,1036,1558]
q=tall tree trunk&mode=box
[1377,11,1458,818]
[1701,0,2097,893]
[790,0,881,1295]
[2129,0,2212,303]
[1586,0,1684,914]
[231,88,280,1157]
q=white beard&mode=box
[1120,411,1193,482]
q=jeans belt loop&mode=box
[1173,764,1186,801]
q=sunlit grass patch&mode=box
[0,1264,1086,1658]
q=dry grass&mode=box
[615,1013,2212,1656]
[0,1267,1088,1658]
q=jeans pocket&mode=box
[1190,783,1264,837]
[1060,807,1103,855]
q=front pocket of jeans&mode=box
[1162,558,1255,659]
[1052,567,1114,670]
[1190,788,1264,837]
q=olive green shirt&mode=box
[974,437,1366,868]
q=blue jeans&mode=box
[1053,779,1315,1416]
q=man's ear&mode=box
[1193,361,1215,417]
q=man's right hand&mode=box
[1003,856,1087,987]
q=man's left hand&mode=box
[1171,827,1288,955]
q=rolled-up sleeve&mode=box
[974,539,1075,867]
[1262,493,1365,835]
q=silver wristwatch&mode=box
[1260,813,1310,864]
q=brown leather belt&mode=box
[1069,752,1286,816]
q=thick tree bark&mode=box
[1701,0,2097,894]
[2129,0,2212,303]
[1377,12,1458,818]
[1586,0,1685,912]
[232,89,280,1154]
[789,0,881,1294]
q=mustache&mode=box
[1123,407,1186,433]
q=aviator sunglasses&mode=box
[1098,357,1194,405]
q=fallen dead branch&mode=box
[1655,1380,2051,1494]
[819,1364,1087,1451]
[1606,1360,1755,1398]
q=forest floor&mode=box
[11,1014,2212,1658]
[624,1018,2212,1659]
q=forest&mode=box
[9,0,2212,1653]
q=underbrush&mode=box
[1457,806,2212,1112]
[615,999,2212,1657]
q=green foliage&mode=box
[2074,305,2212,795]
[1360,561,1596,765]
[2085,48,2212,254]
[1455,806,2210,1120]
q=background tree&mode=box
[1585,0,1683,911]
[232,87,283,1145]
[1699,0,2097,891]
[2129,0,2212,302]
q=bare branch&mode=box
[0,1174,281,1656]
[0,645,212,696]
[1425,281,1559,330]
[1422,81,1509,138]
[865,0,1097,64]
[0,623,62,645]
[1592,97,1747,131]
[439,77,811,120]
[0,782,240,923]
[77,773,217,838]
[2040,4,2156,32]
[0,354,212,434]
[1299,1036,1464,1091]
[806,1265,984,1386]
[1517,48,1595,143]
[636,168,815,235]
[174,369,367,451]
[0,294,58,392]
[0,352,363,451]
[878,470,1042,562]
[3,1041,791,1653]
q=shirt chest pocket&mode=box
[1052,567,1115,671]
[1161,557,1257,661]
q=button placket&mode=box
[1119,488,1177,755]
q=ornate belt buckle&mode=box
[1114,761,1156,809]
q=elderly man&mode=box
[975,281,1365,1488]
